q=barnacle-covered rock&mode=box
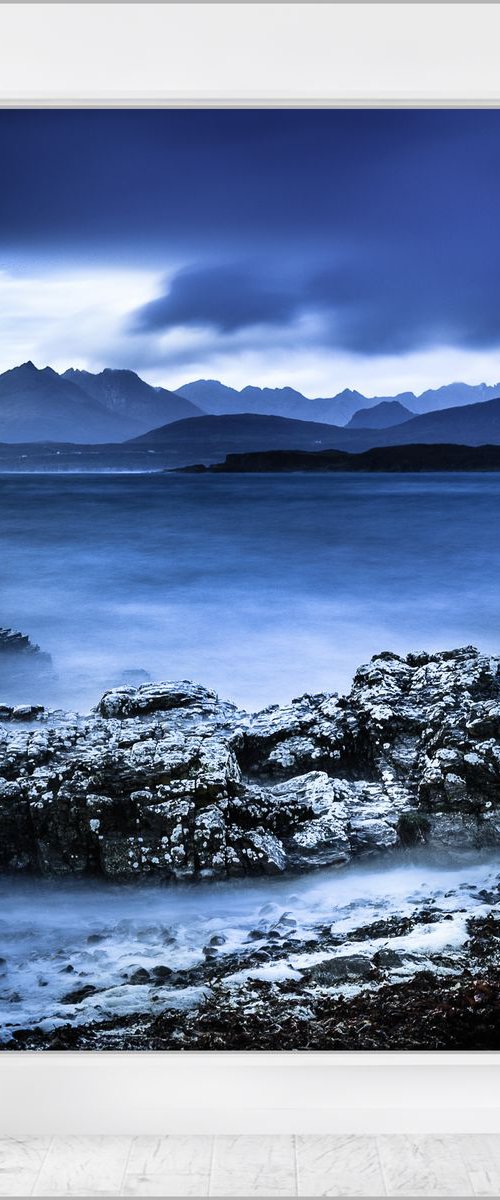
[1,646,499,879]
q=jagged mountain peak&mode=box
[0,362,202,443]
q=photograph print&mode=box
[1,107,500,1051]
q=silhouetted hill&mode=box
[3,437,500,475]
[183,444,500,474]
[378,395,500,447]
[128,395,500,465]
[128,412,347,461]
[347,400,414,429]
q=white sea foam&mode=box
[0,852,498,1038]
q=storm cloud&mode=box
[134,264,303,335]
[133,236,500,358]
[1,108,500,391]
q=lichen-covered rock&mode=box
[97,680,226,720]
[1,645,500,879]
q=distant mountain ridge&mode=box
[0,362,201,443]
[1,359,500,445]
[378,394,500,448]
[0,362,125,443]
[346,400,414,429]
[177,379,373,425]
[2,395,500,471]
[178,377,500,427]
[128,395,500,465]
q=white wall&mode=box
[0,5,499,105]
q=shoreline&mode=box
[2,644,500,1049]
[2,868,500,1052]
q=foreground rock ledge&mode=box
[1,646,500,880]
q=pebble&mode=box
[128,968,150,984]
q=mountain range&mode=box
[346,400,414,429]
[0,363,201,443]
[0,361,500,454]
[2,393,500,473]
[177,378,500,426]
[129,395,500,464]
[64,368,202,436]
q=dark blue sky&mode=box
[0,108,499,393]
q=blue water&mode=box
[1,471,499,711]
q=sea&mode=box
[1,470,499,713]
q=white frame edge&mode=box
[1,0,500,1135]
[0,4,499,106]
[2,1053,500,1134]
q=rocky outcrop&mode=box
[0,628,51,667]
[0,628,53,698]
[1,646,500,880]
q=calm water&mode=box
[1,471,500,711]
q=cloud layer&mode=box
[133,238,500,361]
[0,109,499,392]
[2,263,500,401]
[134,264,302,335]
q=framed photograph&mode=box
[1,0,500,1136]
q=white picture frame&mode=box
[1,1,499,1137]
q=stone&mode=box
[128,968,151,984]
[0,646,500,881]
[308,954,374,985]
[151,965,174,981]
[61,984,98,1004]
[373,947,405,968]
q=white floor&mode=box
[1,1135,500,1196]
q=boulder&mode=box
[0,646,499,880]
[307,954,374,985]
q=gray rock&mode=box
[151,965,174,981]
[128,968,151,984]
[1,646,500,880]
[372,947,405,968]
[308,954,374,985]
[61,984,98,1004]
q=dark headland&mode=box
[178,443,500,474]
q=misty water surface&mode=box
[1,471,500,711]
